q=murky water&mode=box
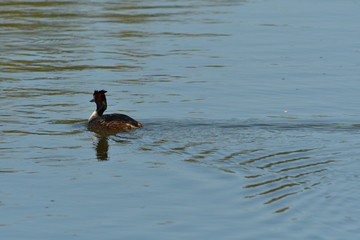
[1,0,360,239]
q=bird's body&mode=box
[88,90,142,132]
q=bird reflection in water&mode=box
[94,135,109,161]
[90,130,134,161]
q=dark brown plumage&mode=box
[88,90,142,132]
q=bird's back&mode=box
[88,113,142,132]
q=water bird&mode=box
[88,90,142,132]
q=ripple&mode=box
[136,119,351,213]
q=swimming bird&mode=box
[88,90,142,132]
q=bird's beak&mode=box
[90,98,95,102]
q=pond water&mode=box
[1,0,360,239]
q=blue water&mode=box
[1,0,360,239]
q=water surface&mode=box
[1,0,360,239]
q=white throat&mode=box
[88,111,99,122]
